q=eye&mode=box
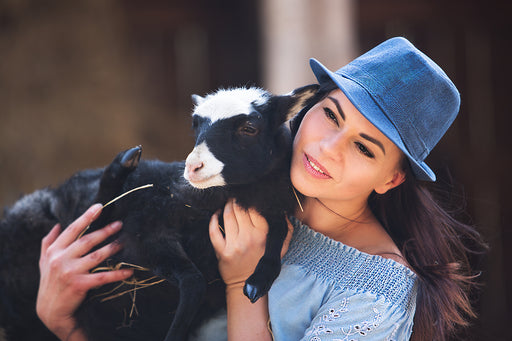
[355,142,374,158]
[238,123,259,136]
[323,107,339,126]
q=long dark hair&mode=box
[291,81,487,341]
[369,161,486,340]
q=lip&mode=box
[185,172,225,189]
[303,153,332,179]
[185,168,215,184]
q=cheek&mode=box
[334,161,373,189]
[293,111,321,149]
[290,154,304,186]
[343,161,396,195]
[291,115,317,181]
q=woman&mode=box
[37,37,485,340]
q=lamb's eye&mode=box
[238,124,258,136]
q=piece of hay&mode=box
[77,184,154,240]
[91,262,166,318]
[75,184,165,318]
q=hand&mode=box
[36,204,133,341]
[209,199,293,290]
[209,199,292,341]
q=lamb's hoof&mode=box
[243,274,274,303]
[243,259,281,303]
[121,145,142,169]
[243,283,263,303]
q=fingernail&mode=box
[91,203,103,219]
[122,269,134,277]
[110,221,123,231]
[112,239,123,249]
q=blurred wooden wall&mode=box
[0,0,260,208]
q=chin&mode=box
[290,171,314,198]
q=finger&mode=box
[76,269,134,291]
[67,221,123,258]
[246,207,268,234]
[209,211,226,253]
[222,199,239,243]
[77,239,124,272]
[53,204,103,249]
[41,223,61,255]
[231,201,254,235]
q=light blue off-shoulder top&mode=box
[268,216,418,341]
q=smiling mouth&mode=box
[305,154,331,178]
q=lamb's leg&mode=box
[94,145,142,205]
[150,241,207,341]
[243,215,288,303]
[164,268,206,341]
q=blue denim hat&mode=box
[310,37,460,181]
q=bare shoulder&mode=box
[352,221,411,268]
[375,250,409,267]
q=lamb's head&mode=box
[184,85,319,189]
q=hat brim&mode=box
[309,58,436,181]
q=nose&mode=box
[186,161,204,174]
[320,131,346,161]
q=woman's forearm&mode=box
[208,201,291,340]
[57,327,88,341]
[226,284,273,341]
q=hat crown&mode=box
[310,37,460,181]
[341,37,460,160]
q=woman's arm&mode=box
[36,204,133,341]
[225,284,271,340]
[209,199,292,340]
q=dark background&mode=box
[0,0,509,340]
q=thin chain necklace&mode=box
[292,186,371,228]
[314,197,370,226]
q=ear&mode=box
[253,84,320,131]
[374,169,406,195]
[191,94,205,106]
[284,84,320,121]
[265,84,320,130]
[287,84,321,136]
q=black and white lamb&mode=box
[0,84,319,341]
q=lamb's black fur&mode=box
[0,84,319,341]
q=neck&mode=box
[295,196,373,241]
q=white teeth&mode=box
[307,156,326,174]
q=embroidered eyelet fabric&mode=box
[268,216,417,341]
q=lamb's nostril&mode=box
[193,162,204,172]
[187,161,204,174]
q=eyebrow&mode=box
[327,96,386,155]
[360,133,386,155]
[327,96,345,120]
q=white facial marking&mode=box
[192,88,268,123]
[184,142,226,189]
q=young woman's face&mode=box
[291,89,405,204]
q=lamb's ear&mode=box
[261,84,320,130]
[283,84,320,122]
[191,94,205,106]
